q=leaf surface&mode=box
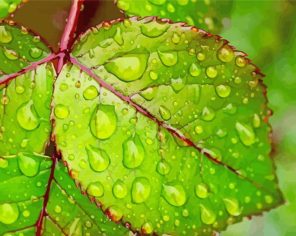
[51,18,283,235]
[115,0,233,33]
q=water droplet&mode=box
[90,105,117,140]
[140,21,169,38]
[157,160,170,175]
[0,26,12,43]
[18,153,40,177]
[158,51,178,66]
[112,180,128,199]
[86,145,110,172]
[172,32,181,44]
[253,114,261,128]
[235,56,247,67]
[83,85,98,100]
[200,204,216,225]
[22,210,30,217]
[195,184,208,199]
[140,87,157,101]
[195,125,203,134]
[167,3,175,12]
[149,71,158,80]
[141,222,153,234]
[197,52,205,61]
[216,85,231,98]
[189,63,201,77]
[105,54,148,82]
[171,78,185,92]
[122,134,145,169]
[206,66,218,79]
[264,195,273,204]
[217,45,234,62]
[235,122,256,146]
[54,104,69,119]
[87,181,104,197]
[223,103,237,114]
[15,85,25,94]
[4,48,18,60]
[113,27,124,45]
[159,105,171,120]
[17,101,40,131]
[0,203,19,224]
[54,205,62,213]
[201,106,215,121]
[223,198,242,216]
[29,47,42,59]
[117,0,130,10]
[0,158,8,168]
[106,206,123,222]
[132,177,151,204]
[162,183,186,207]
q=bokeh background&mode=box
[9,0,296,235]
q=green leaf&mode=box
[0,154,130,235]
[51,18,283,235]
[0,0,23,19]
[115,0,233,33]
[0,23,50,77]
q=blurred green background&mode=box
[10,0,296,235]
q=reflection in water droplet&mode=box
[132,177,151,204]
[217,45,234,62]
[235,122,256,146]
[112,180,128,199]
[201,106,215,121]
[90,105,117,140]
[18,153,40,177]
[83,85,98,100]
[87,181,104,197]
[206,66,218,79]
[17,101,40,131]
[195,184,208,199]
[159,105,171,120]
[54,104,69,119]
[0,203,19,224]
[235,56,247,67]
[105,54,148,82]
[86,145,110,172]
[162,183,186,207]
[223,198,242,216]
[158,51,178,66]
[0,26,12,43]
[200,204,216,225]
[122,134,145,169]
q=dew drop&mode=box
[140,87,157,101]
[235,56,247,67]
[18,153,40,177]
[149,71,158,80]
[117,0,130,10]
[131,177,151,204]
[141,222,153,234]
[87,181,104,197]
[113,27,124,45]
[140,21,169,38]
[83,85,98,100]
[105,54,148,82]
[54,104,69,119]
[112,180,128,199]
[172,32,181,44]
[217,45,234,62]
[106,206,123,222]
[189,63,201,77]
[200,204,216,225]
[0,203,19,224]
[122,134,145,169]
[195,184,208,199]
[4,48,18,60]
[29,47,42,59]
[54,205,62,213]
[216,85,231,98]
[177,0,189,5]
[235,122,256,146]
[223,198,242,216]
[0,158,8,168]
[90,105,117,140]
[15,85,25,94]
[158,51,178,66]
[159,105,171,120]
[0,26,12,43]
[195,125,203,134]
[16,101,40,131]
[86,145,110,172]
[206,66,218,79]
[162,183,187,207]
[201,106,215,121]
[171,78,185,92]
[253,113,261,128]
[157,160,171,175]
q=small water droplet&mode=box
[15,85,25,94]
[113,27,124,45]
[189,63,201,77]
[172,32,181,44]
[22,210,30,218]
[195,125,203,134]
[90,105,117,140]
[235,122,256,146]
[54,104,69,119]
[195,184,208,199]
[87,181,104,197]
[29,47,42,59]
[200,204,216,225]
[17,101,40,131]
[122,134,145,169]
[141,221,153,234]
[106,206,123,222]
[140,87,157,101]
[159,105,171,120]
[0,26,12,43]
[197,52,205,61]
[201,106,215,121]
[253,113,261,128]
[223,198,242,216]
[0,158,8,168]
[206,66,218,79]
[235,56,247,67]
[158,51,178,66]
[171,78,185,92]
[0,203,19,224]
[162,183,186,206]
[223,103,237,114]
[131,177,151,204]
[18,153,40,177]
[112,180,128,199]
[216,85,231,98]
[149,71,158,80]
[86,145,110,172]
[83,85,98,100]
[4,48,18,60]
[140,21,169,38]
[157,160,171,175]
[217,45,234,62]
[54,205,62,213]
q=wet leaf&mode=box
[0,0,24,19]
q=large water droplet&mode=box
[122,134,145,169]
[105,54,148,82]
[159,105,171,120]
[189,63,201,77]
[223,198,242,216]
[90,105,117,140]
[18,153,40,177]
[162,183,187,207]
[131,177,151,204]
[195,184,208,199]
[217,45,234,62]
[0,203,19,224]
[200,204,216,225]
[112,180,128,199]
[86,145,110,172]
[83,85,99,100]
[17,101,40,131]
[201,106,215,121]
[216,85,231,98]
[141,21,169,38]
[0,26,12,43]
[235,122,256,146]
[87,181,104,197]
[206,66,218,79]
[158,51,178,66]
[54,104,69,119]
